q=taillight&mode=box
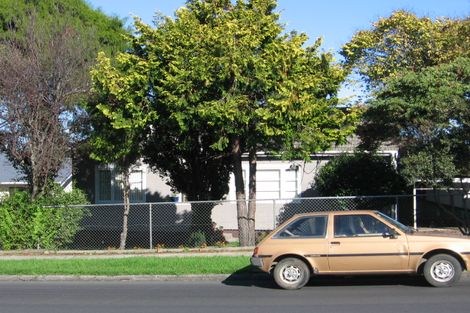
[253,246,259,256]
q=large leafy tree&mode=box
[342,11,470,184]
[361,58,470,233]
[191,0,358,246]
[361,59,470,183]
[92,0,359,246]
[342,11,470,233]
[0,0,127,198]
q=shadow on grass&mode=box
[222,266,428,289]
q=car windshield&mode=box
[375,211,414,234]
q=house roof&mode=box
[0,153,72,186]
[331,135,398,153]
[0,153,23,183]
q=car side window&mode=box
[275,216,328,238]
[334,214,392,237]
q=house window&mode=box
[96,166,146,203]
[98,169,112,202]
[129,170,144,201]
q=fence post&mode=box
[149,203,153,249]
[394,196,398,220]
[413,187,418,229]
[272,199,276,229]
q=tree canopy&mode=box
[91,0,359,246]
[342,10,470,89]
[0,0,128,197]
[0,0,127,53]
[343,10,470,234]
[343,11,470,186]
[360,58,470,187]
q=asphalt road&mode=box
[0,276,469,313]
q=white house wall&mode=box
[145,167,175,202]
[226,159,330,200]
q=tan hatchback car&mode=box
[251,210,470,289]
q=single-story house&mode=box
[74,137,399,204]
[0,153,73,198]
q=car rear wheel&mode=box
[423,254,462,287]
[273,257,310,290]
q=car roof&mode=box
[290,210,379,218]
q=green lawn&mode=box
[0,256,251,276]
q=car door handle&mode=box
[330,241,341,245]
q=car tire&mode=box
[423,254,462,287]
[273,257,310,290]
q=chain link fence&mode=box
[49,192,469,250]
[61,195,387,250]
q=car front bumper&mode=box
[250,256,264,268]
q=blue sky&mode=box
[86,0,469,99]
[88,0,469,53]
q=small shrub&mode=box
[0,183,89,250]
[187,230,206,248]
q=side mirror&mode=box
[382,230,398,239]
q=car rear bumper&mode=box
[462,252,470,270]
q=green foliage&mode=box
[315,153,407,196]
[0,184,89,250]
[344,10,470,189]
[0,0,128,55]
[90,0,359,247]
[187,230,207,248]
[400,150,457,188]
[342,10,470,88]
[359,58,470,186]
[90,0,359,189]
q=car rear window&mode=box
[274,216,328,238]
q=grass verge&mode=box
[0,256,251,276]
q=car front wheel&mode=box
[273,257,310,290]
[423,254,462,287]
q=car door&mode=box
[328,213,409,272]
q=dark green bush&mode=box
[314,153,408,196]
[0,184,89,250]
[187,230,206,248]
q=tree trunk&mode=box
[30,148,40,199]
[119,169,131,250]
[232,137,249,246]
[247,147,257,246]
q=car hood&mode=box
[407,232,470,243]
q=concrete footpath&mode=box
[0,247,254,260]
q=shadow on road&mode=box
[222,267,429,289]
[222,266,277,289]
